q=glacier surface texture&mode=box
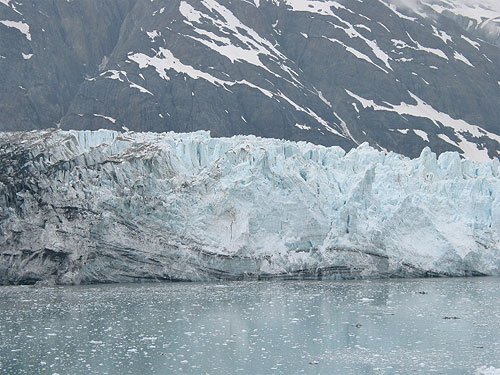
[0,129,499,285]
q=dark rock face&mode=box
[0,0,136,130]
[0,0,499,159]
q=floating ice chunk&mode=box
[475,367,500,375]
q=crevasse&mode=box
[0,129,499,285]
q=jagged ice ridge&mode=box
[0,129,499,285]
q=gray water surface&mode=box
[0,278,499,374]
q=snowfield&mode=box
[0,129,499,285]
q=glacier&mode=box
[0,129,499,285]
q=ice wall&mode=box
[0,129,499,285]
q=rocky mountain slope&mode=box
[0,130,499,285]
[0,0,499,160]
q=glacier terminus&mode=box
[0,129,499,285]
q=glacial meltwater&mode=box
[1,278,499,375]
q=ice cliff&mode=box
[0,129,499,285]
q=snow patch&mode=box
[346,89,500,161]
[355,24,371,32]
[178,0,294,80]
[146,30,161,41]
[179,1,203,24]
[0,20,31,40]
[334,111,359,144]
[414,129,429,142]
[438,133,459,147]
[102,70,153,96]
[431,25,452,44]
[316,90,332,108]
[129,48,273,99]
[395,57,413,62]
[277,91,342,136]
[461,35,480,50]
[392,37,447,60]
[94,114,117,124]
[295,123,311,130]
[102,70,125,82]
[377,21,390,33]
[407,33,448,60]
[453,51,474,67]
[129,48,224,83]
[285,0,393,71]
[283,0,345,17]
[326,37,389,73]
[129,82,153,96]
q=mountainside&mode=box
[0,0,499,160]
[1,130,499,285]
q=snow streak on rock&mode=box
[345,89,500,161]
[128,47,337,135]
[0,20,31,40]
[179,0,285,71]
